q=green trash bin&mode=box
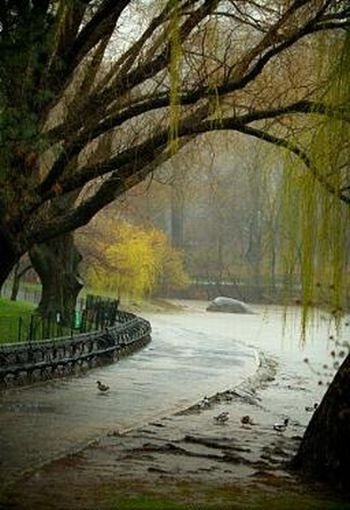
[72,310,81,330]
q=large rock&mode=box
[206,296,254,314]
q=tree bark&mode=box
[29,234,83,325]
[291,353,350,491]
[10,262,22,301]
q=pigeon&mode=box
[214,411,230,424]
[273,418,289,433]
[96,380,110,393]
[241,415,254,426]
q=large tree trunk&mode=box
[29,234,83,325]
[291,353,350,491]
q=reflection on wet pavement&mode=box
[0,302,339,489]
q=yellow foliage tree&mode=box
[106,224,157,298]
[81,218,189,299]
[147,228,190,296]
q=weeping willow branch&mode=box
[233,124,350,206]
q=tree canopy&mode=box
[0,0,349,286]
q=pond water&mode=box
[0,301,345,489]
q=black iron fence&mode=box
[0,311,152,388]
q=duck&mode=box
[214,411,230,424]
[199,396,210,409]
[240,415,254,426]
[273,418,289,433]
[305,403,318,412]
[96,380,110,393]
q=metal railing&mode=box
[0,294,120,344]
[0,311,152,387]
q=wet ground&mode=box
[0,303,257,487]
[1,301,348,508]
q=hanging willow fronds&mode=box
[168,0,182,153]
[279,31,350,331]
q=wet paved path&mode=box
[0,302,339,491]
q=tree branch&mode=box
[40,98,349,200]
[66,0,131,77]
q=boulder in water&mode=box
[206,296,254,314]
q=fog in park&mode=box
[0,1,349,509]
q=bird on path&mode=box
[241,415,254,426]
[305,403,318,412]
[96,380,110,393]
[214,411,230,424]
[199,396,210,409]
[273,418,289,433]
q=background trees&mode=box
[121,134,297,302]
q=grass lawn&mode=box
[95,480,350,510]
[5,477,350,510]
[0,296,103,344]
[0,297,35,343]
[108,496,350,510]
